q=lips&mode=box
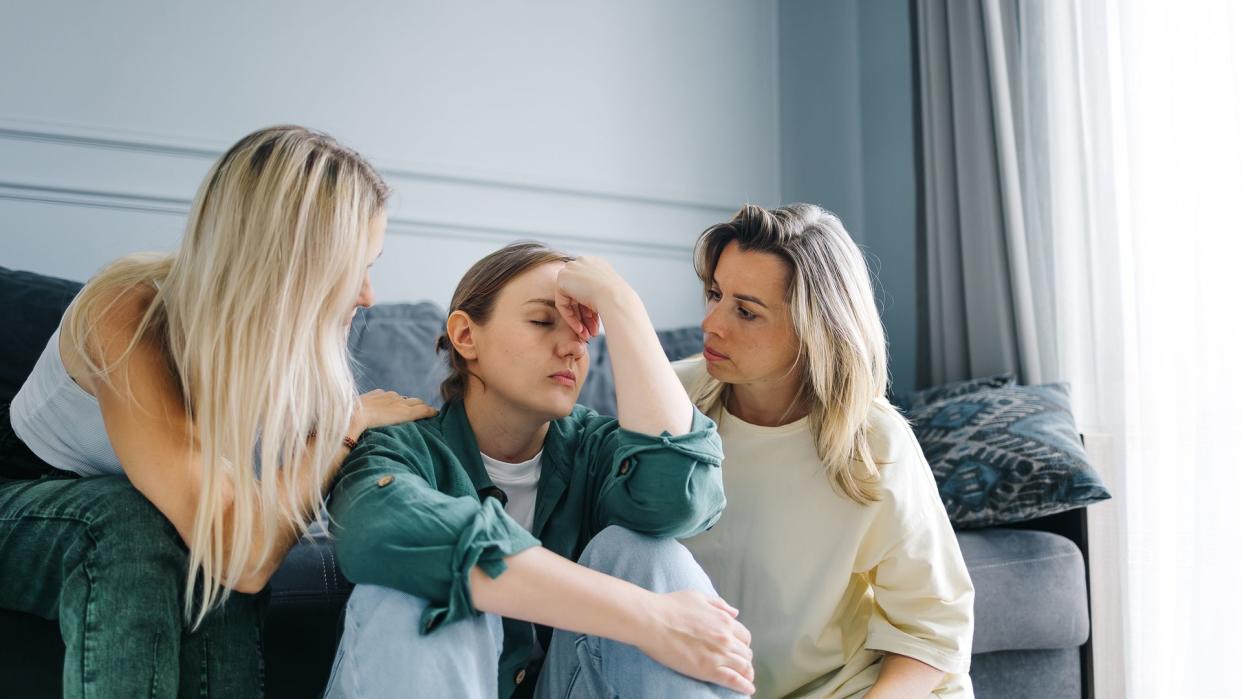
[703,345,730,362]
[549,371,577,387]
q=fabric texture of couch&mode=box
[0,267,1093,698]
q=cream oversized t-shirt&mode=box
[676,357,975,698]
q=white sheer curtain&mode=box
[1109,2,1242,695]
[1024,1,1242,695]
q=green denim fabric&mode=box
[0,404,264,698]
[329,398,725,699]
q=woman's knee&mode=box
[342,584,500,656]
[579,526,711,593]
[580,525,687,570]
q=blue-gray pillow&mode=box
[908,383,1111,529]
[576,326,704,417]
[892,373,1016,414]
[347,303,449,406]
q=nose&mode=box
[701,300,725,339]
[555,324,588,360]
[355,274,376,310]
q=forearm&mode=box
[598,287,693,436]
[866,653,945,698]
[469,546,651,646]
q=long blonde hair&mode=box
[63,126,389,626]
[690,203,897,505]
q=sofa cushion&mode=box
[0,267,83,407]
[264,537,353,697]
[910,383,1111,528]
[577,327,705,417]
[969,648,1082,699]
[957,528,1089,654]
[346,303,450,405]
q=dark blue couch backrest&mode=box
[0,267,84,408]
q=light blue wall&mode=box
[0,0,781,331]
[1,0,922,390]
[778,0,920,394]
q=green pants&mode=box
[0,405,264,697]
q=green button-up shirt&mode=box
[328,399,725,698]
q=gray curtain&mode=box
[914,0,1053,387]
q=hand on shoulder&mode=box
[354,390,438,435]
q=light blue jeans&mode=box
[324,526,745,698]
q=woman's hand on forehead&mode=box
[554,257,625,341]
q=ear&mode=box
[445,309,479,361]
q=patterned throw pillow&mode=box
[908,383,1111,528]
[891,373,1017,414]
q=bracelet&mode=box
[308,430,360,451]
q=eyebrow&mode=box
[524,298,557,309]
[711,279,770,309]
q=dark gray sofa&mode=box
[0,268,1091,697]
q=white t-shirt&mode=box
[675,357,975,699]
[481,449,543,532]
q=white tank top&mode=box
[9,326,124,477]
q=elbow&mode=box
[613,494,716,539]
[229,551,285,595]
[228,574,270,596]
[664,498,722,538]
[223,553,279,594]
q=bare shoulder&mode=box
[62,281,163,394]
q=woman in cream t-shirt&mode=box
[677,204,974,699]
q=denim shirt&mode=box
[328,399,725,698]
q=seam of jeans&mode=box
[324,634,347,698]
[149,631,162,699]
[200,630,211,698]
[561,662,583,699]
[0,510,94,525]
[80,523,100,698]
[254,610,266,696]
[328,597,362,698]
[572,633,607,699]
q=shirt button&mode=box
[514,668,527,685]
[376,475,394,488]
[618,459,631,475]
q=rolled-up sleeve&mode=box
[864,447,975,674]
[581,406,725,538]
[328,427,540,634]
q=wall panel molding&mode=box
[0,180,693,260]
[0,118,724,260]
[0,118,739,215]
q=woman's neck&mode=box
[727,378,810,428]
[462,390,550,463]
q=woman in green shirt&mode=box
[324,242,755,698]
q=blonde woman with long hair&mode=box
[676,204,975,698]
[0,126,433,696]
